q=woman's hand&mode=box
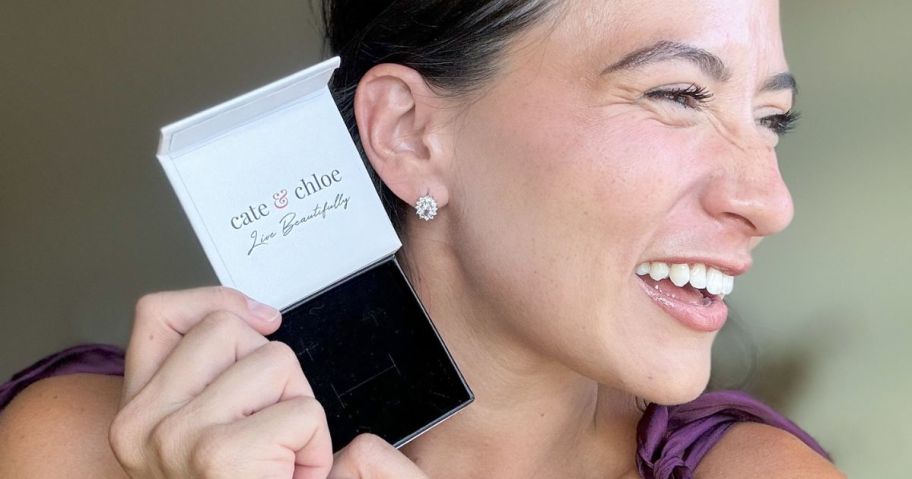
[329,433,429,479]
[108,285,429,479]
[108,286,333,478]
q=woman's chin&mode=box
[644,381,708,406]
[629,357,713,406]
[651,386,707,407]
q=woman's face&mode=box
[442,0,794,404]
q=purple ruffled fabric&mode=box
[1,345,832,478]
[636,390,832,479]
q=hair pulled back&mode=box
[320,0,556,232]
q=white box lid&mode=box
[157,56,401,310]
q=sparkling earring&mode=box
[415,191,438,221]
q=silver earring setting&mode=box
[415,192,438,221]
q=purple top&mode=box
[1,344,832,478]
[636,390,831,478]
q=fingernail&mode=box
[246,297,280,322]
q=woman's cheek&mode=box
[599,118,711,195]
[571,120,677,212]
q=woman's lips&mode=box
[636,275,728,332]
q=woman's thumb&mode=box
[327,433,428,479]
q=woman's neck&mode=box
[397,231,643,479]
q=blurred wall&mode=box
[1,0,323,374]
[1,2,908,477]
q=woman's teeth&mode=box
[635,261,735,296]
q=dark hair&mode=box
[320,0,557,233]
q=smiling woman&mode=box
[0,0,847,478]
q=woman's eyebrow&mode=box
[760,72,798,97]
[601,40,797,99]
[601,40,732,82]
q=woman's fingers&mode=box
[328,434,429,479]
[128,310,272,423]
[220,396,335,479]
[112,285,340,479]
[118,395,334,479]
[122,285,281,402]
[177,340,314,426]
[175,346,331,479]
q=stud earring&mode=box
[415,190,438,221]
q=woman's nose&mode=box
[700,136,795,238]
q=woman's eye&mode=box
[758,110,800,136]
[645,84,714,109]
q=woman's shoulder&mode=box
[636,389,845,479]
[0,344,127,478]
[695,421,844,478]
[0,372,127,478]
[0,343,125,411]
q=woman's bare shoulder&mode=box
[0,373,127,478]
[694,422,845,479]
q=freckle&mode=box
[52,394,58,400]
[647,375,654,380]
[540,412,545,418]
[148,334,154,341]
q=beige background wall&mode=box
[1,2,908,476]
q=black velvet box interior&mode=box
[267,256,473,451]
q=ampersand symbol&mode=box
[273,189,289,209]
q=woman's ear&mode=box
[353,63,452,210]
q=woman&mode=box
[0,0,846,477]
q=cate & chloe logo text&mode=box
[228,169,352,256]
